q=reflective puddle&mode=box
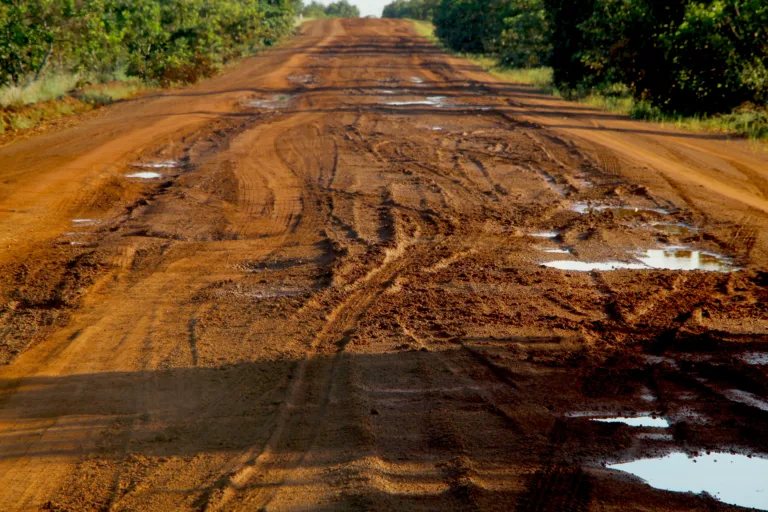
[635,248,736,271]
[531,231,559,239]
[608,452,768,510]
[544,261,647,271]
[545,248,736,272]
[72,219,98,225]
[593,416,670,428]
[410,77,424,84]
[126,172,163,179]
[538,170,568,197]
[572,203,669,216]
[723,389,768,412]
[740,352,768,365]
[386,96,446,107]
[538,247,571,254]
[650,222,697,235]
[248,96,292,109]
[287,74,314,85]
[132,160,178,169]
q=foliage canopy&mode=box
[0,0,299,88]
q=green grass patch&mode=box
[77,82,142,106]
[409,19,437,42]
[463,54,554,88]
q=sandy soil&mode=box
[0,18,767,511]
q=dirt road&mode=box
[1,18,767,511]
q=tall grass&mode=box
[0,73,81,108]
[0,71,144,135]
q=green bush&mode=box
[382,0,440,20]
[433,0,551,67]
[546,0,768,115]
[0,0,298,89]
[302,0,360,18]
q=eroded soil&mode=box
[1,18,768,511]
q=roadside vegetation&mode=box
[301,0,361,18]
[0,0,302,135]
[384,0,768,141]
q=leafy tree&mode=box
[302,1,328,18]
[324,0,360,17]
[498,0,551,67]
[383,0,440,20]
[302,0,359,18]
[434,0,512,54]
[433,0,550,66]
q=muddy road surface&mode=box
[1,18,768,512]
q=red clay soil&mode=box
[0,18,767,511]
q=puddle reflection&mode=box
[572,203,669,216]
[593,416,669,428]
[608,452,768,510]
[126,172,163,179]
[636,249,735,272]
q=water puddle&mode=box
[531,231,559,239]
[126,172,163,180]
[592,416,670,428]
[543,261,647,271]
[386,96,446,107]
[132,160,178,169]
[545,248,736,272]
[72,219,98,225]
[572,203,669,217]
[608,452,768,510]
[572,176,594,189]
[287,74,314,85]
[247,95,292,109]
[650,222,697,235]
[635,248,736,272]
[740,352,768,365]
[538,247,571,254]
[431,126,444,131]
[410,77,424,84]
[639,386,657,402]
[537,170,568,197]
[644,355,679,368]
[375,89,396,95]
[723,389,768,412]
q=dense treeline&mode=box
[302,0,360,19]
[387,0,768,116]
[382,0,439,20]
[546,0,768,114]
[0,0,300,88]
